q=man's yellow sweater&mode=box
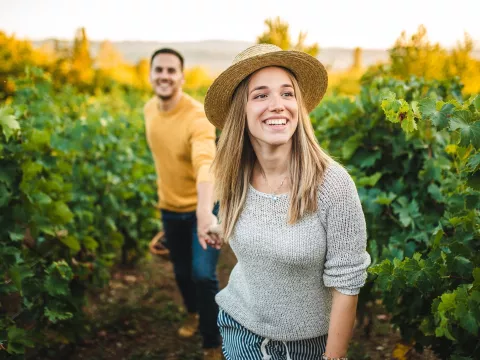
[144,93,216,213]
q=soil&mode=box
[35,245,439,360]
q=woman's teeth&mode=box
[265,119,287,125]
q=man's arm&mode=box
[196,181,216,250]
[190,115,217,250]
[323,290,358,358]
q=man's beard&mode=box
[156,81,175,101]
[157,94,174,101]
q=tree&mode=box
[135,58,150,90]
[96,40,124,70]
[387,25,480,94]
[70,27,94,86]
[350,47,363,72]
[256,17,319,57]
[389,25,446,79]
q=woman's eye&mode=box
[253,94,267,99]
[283,92,294,97]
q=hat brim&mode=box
[204,50,328,130]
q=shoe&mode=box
[177,313,199,338]
[149,231,169,257]
[203,347,223,360]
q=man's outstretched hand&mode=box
[196,210,219,250]
[206,223,223,250]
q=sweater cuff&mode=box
[196,164,214,184]
[334,287,361,296]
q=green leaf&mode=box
[419,99,454,130]
[355,150,382,169]
[357,172,382,187]
[438,292,456,312]
[449,115,480,148]
[44,261,73,297]
[432,229,444,248]
[411,100,421,118]
[392,198,420,228]
[83,236,99,251]
[342,133,363,160]
[8,231,24,242]
[21,161,43,182]
[466,194,480,210]
[39,226,56,236]
[381,91,399,122]
[0,107,21,141]
[474,95,480,111]
[368,259,394,291]
[419,317,435,336]
[50,201,74,224]
[28,128,51,149]
[401,109,417,133]
[0,163,16,186]
[435,311,457,341]
[466,152,480,171]
[7,326,34,354]
[0,183,11,207]
[428,183,444,203]
[59,236,81,253]
[31,191,52,205]
[403,257,422,285]
[375,192,397,205]
[473,268,480,289]
[418,97,436,117]
[8,265,34,294]
[49,260,74,279]
[467,171,480,190]
[459,310,479,335]
[44,307,73,323]
[471,290,480,302]
[453,256,473,277]
[44,274,71,297]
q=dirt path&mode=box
[38,246,437,360]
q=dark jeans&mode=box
[160,205,221,349]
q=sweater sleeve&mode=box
[189,115,216,184]
[322,166,371,295]
[143,97,156,150]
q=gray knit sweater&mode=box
[215,162,371,341]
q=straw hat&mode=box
[204,43,328,130]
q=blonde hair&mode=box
[213,67,332,241]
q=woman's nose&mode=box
[268,94,285,112]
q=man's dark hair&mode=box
[150,48,184,70]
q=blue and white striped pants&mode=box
[218,308,328,360]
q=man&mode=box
[144,48,222,359]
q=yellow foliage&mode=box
[445,145,458,155]
[184,67,213,90]
[135,59,150,90]
[392,342,413,360]
[328,71,362,96]
[389,25,480,94]
[257,17,319,57]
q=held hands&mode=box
[206,223,223,250]
[196,210,223,250]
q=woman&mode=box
[204,44,371,360]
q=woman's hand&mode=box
[206,224,224,249]
[196,210,218,250]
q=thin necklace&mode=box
[260,169,288,201]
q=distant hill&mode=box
[32,39,480,75]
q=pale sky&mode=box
[0,0,478,49]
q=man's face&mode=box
[149,53,184,100]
